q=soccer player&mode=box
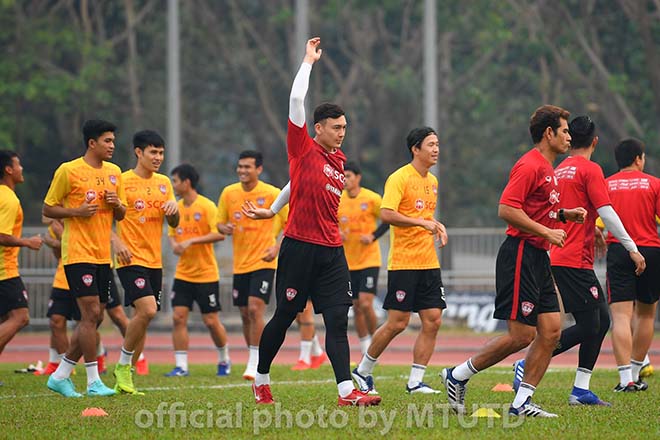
[441,105,586,417]
[241,183,328,371]
[0,150,43,385]
[216,150,288,380]
[352,127,447,395]
[251,37,380,406]
[112,130,179,395]
[166,163,230,377]
[512,116,645,405]
[603,138,660,392]
[338,161,388,356]
[44,119,126,397]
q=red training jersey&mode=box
[499,148,562,251]
[550,155,611,269]
[285,120,346,247]
[604,170,660,247]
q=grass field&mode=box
[0,363,658,439]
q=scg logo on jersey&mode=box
[323,164,345,183]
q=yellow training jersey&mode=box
[52,259,69,290]
[381,163,440,271]
[216,181,288,274]
[116,170,175,269]
[0,185,23,280]
[168,195,219,283]
[338,187,382,270]
[44,157,125,265]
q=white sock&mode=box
[118,347,134,366]
[357,353,377,376]
[338,380,354,397]
[617,365,632,386]
[51,356,76,380]
[574,367,592,390]
[452,358,478,381]
[643,354,650,365]
[175,351,188,371]
[299,340,312,364]
[85,361,100,386]
[255,372,270,386]
[247,346,259,369]
[512,382,535,408]
[631,359,644,382]
[359,336,372,355]
[138,352,145,361]
[96,341,105,357]
[48,348,59,363]
[408,363,426,388]
[311,335,323,356]
[217,345,229,364]
[58,352,66,362]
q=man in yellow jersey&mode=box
[167,163,230,377]
[111,130,179,394]
[338,162,388,356]
[0,150,43,386]
[352,127,447,395]
[216,150,288,380]
[44,119,126,397]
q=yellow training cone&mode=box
[471,408,501,418]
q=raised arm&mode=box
[289,38,322,127]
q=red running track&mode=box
[2,331,658,368]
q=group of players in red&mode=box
[0,38,656,416]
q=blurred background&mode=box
[3,0,659,330]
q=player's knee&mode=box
[172,312,187,327]
[423,315,442,333]
[359,297,373,313]
[510,328,535,349]
[14,309,30,329]
[49,315,66,331]
[247,304,263,321]
[202,314,219,329]
[387,318,409,335]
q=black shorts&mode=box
[494,236,560,326]
[383,269,446,312]
[47,288,81,321]
[232,269,275,307]
[607,243,660,304]
[171,278,221,313]
[63,263,112,302]
[0,277,28,316]
[275,237,353,314]
[117,266,163,310]
[350,267,380,298]
[552,266,605,313]
[104,273,123,310]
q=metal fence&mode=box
[17,226,656,331]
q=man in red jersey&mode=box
[512,116,645,405]
[603,138,660,392]
[442,105,586,418]
[251,37,380,407]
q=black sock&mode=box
[321,304,351,383]
[553,302,610,371]
[257,308,298,374]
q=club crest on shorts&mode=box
[82,274,94,287]
[590,286,599,299]
[260,281,269,294]
[85,189,97,203]
[232,289,239,299]
[109,175,117,185]
[396,290,406,302]
[208,294,217,308]
[521,301,534,316]
[134,278,146,289]
[365,276,374,289]
[286,288,297,301]
[22,290,28,301]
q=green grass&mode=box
[0,363,658,439]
